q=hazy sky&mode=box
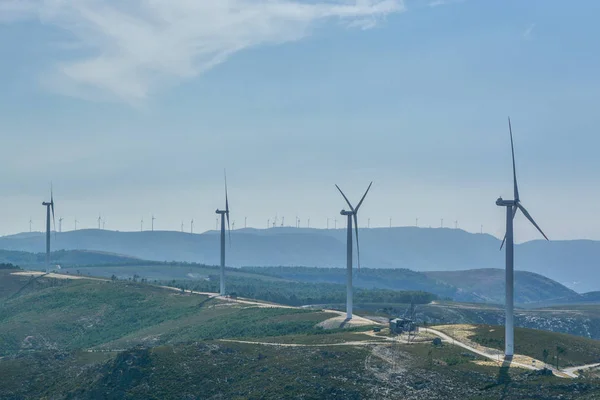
[1,0,599,242]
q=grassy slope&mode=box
[1,273,600,399]
[0,272,335,356]
[465,324,600,367]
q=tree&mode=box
[542,349,549,366]
[556,346,566,369]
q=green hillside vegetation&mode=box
[0,249,142,268]
[165,274,437,306]
[2,271,600,398]
[0,271,338,356]
[463,324,600,368]
[2,338,600,399]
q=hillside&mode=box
[1,227,599,292]
[0,249,141,267]
[2,271,600,399]
[241,266,579,305]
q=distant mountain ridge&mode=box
[0,227,598,292]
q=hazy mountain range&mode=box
[0,227,598,292]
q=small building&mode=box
[389,318,417,334]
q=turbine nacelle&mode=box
[496,198,516,207]
[340,210,354,216]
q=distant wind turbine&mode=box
[215,170,231,296]
[336,182,372,320]
[244,217,247,229]
[190,219,194,234]
[152,215,156,231]
[416,218,419,227]
[441,218,443,228]
[497,117,549,359]
[29,217,32,233]
[181,221,184,232]
[454,220,458,229]
[41,185,56,269]
[367,218,370,229]
[74,218,78,231]
[141,218,144,232]
[307,218,310,228]
[97,214,101,229]
[102,218,106,230]
[327,218,330,230]
[59,217,64,233]
[389,217,392,228]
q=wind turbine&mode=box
[190,219,194,234]
[141,218,144,232]
[41,185,56,269]
[215,171,231,296]
[335,182,372,320]
[152,215,156,231]
[497,117,549,358]
[74,218,78,231]
[97,214,101,229]
[59,217,64,233]
[29,217,32,233]
[181,221,184,232]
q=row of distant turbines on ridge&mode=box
[36,118,546,360]
[28,215,473,233]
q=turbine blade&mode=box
[499,206,518,250]
[509,117,519,202]
[224,169,229,214]
[51,185,56,234]
[355,181,373,212]
[353,213,361,270]
[517,203,549,241]
[335,185,354,212]
[227,212,231,245]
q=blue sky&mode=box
[1,0,599,241]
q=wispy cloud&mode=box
[1,0,405,103]
[428,0,465,8]
[523,23,536,39]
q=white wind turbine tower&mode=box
[190,219,194,234]
[497,117,549,359]
[215,171,231,296]
[59,217,64,233]
[335,182,372,320]
[41,185,56,269]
